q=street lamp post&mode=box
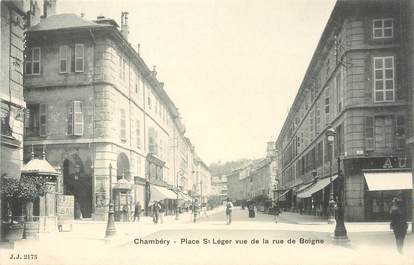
[334,156,349,242]
[175,170,182,220]
[105,163,116,239]
[326,127,336,224]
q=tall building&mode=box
[0,0,40,241]
[275,0,412,221]
[23,8,204,220]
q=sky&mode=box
[56,0,336,164]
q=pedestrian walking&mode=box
[158,201,165,224]
[134,201,141,222]
[152,201,160,224]
[201,202,209,218]
[272,201,280,223]
[193,199,200,223]
[248,202,255,218]
[390,197,408,253]
[225,198,233,225]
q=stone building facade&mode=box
[0,0,41,241]
[275,0,412,221]
[23,10,206,220]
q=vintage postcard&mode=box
[0,0,413,264]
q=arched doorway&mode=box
[117,153,130,181]
[62,154,92,218]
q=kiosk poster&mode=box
[56,194,75,224]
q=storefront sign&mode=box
[382,157,408,169]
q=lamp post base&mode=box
[333,235,350,245]
[105,203,117,239]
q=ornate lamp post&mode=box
[325,127,336,224]
[334,157,349,242]
[105,163,116,239]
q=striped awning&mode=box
[297,175,338,199]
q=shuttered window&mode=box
[364,117,374,151]
[375,116,393,150]
[148,127,158,154]
[59,46,68,73]
[73,101,83,136]
[75,44,84,72]
[67,103,73,135]
[39,103,47,137]
[67,101,83,136]
[395,116,405,150]
[136,120,141,149]
[25,47,41,75]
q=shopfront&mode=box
[296,175,338,216]
[343,156,412,221]
[363,170,412,221]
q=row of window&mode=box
[285,55,396,156]
[282,115,406,178]
[25,45,85,75]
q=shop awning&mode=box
[277,190,290,201]
[150,185,177,201]
[296,182,314,193]
[363,171,413,191]
[297,175,338,199]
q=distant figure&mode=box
[390,197,408,253]
[248,202,255,218]
[134,201,142,222]
[201,203,208,218]
[74,200,82,220]
[272,201,280,223]
[152,201,160,224]
[158,201,165,224]
[225,198,234,225]
[193,199,200,223]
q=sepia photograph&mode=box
[0,0,413,264]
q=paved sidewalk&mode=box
[11,206,226,249]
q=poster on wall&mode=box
[56,194,74,232]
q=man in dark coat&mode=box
[390,197,408,253]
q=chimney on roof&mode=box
[121,11,129,41]
[29,1,41,26]
[137,43,141,55]
[42,0,57,18]
[152,65,157,78]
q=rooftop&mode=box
[30,13,109,32]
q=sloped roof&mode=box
[21,159,58,175]
[30,13,109,32]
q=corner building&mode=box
[275,0,412,221]
[23,12,202,220]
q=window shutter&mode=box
[148,127,155,153]
[395,116,405,150]
[364,117,374,151]
[75,44,84,72]
[39,103,47,136]
[136,120,141,149]
[59,46,68,73]
[67,103,73,135]
[73,101,83,136]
